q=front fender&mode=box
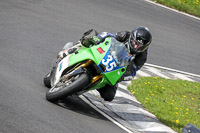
[52,56,70,86]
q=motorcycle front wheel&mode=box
[46,73,90,102]
[43,72,51,88]
[44,67,56,88]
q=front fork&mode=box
[74,60,102,84]
[60,60,102,85]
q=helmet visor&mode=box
[129,36,147,53]
[132,40,143,50]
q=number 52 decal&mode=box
[102,55,117,71]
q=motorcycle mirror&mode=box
[62,42,74,50]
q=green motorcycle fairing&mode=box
[68,37,130,91]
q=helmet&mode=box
[127,26,152,54]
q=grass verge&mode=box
[151,0,200,18]
[128,77,200,133]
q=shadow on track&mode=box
[53,96,109,121]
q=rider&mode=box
[60,27,152,101]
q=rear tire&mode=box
[46,73,90,102]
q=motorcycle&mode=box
[44,37,131,102]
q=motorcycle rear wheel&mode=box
[46,73,90,102]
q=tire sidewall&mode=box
[46,73,89,102]
[44,72,51,88]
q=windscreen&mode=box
[109,38,130,67]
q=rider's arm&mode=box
[134,50,148,69]
[123,59,139,77]
[127,50,148,75]
[98,32,116,39]
[97,31,130,43]
[115,31,130,43]
[121,50,148,81]
[97,32,116,43]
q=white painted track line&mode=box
[79,95,135,133]
[170,73,194,82]
[145,63,200,78]
[145,66,170,79]
[137,121,176,133]
[118,83,127,90]
[145,0,200,21]
[137,70,151,77]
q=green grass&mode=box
[128,77,200,133]
[152,0,200,17]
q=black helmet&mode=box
[127,26,152,54]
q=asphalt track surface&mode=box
[0,0,200,133]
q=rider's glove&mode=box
[120,64,139,81]
[97,32,117,44]
[80,29,98,47]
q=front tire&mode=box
[46,73,90,102]
[44,72,51,88]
